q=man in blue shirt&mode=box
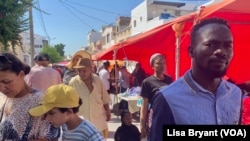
[150,18,242,141]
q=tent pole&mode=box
[172,22,184,80]
[175,37,181,80]
[112,49,119,118]
[113,49,118,93]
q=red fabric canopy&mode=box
[92,0,250,84]
[54,61,69,66]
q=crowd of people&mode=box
[0,17,249,141]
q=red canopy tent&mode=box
[92,0,250,84]
[54,61,69,67]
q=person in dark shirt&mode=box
[132,62,146,87]
[140,53,173,139]
[114,110,141,141]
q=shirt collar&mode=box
[183,70,230,95]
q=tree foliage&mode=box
[54,43,65,57]
[41,45,63,63]
[0,0,30,53]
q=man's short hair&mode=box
[190,18,230,47]
[34,55,39,61]
[103,61,110,67]
[37,53,50,61]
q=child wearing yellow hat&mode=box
[29,84,104,141]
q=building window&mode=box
[106,34,110,43]
[42,40,48,45]
[133,20,136,27]
[102,37,105,45]
[140,17,142,22]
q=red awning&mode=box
[92,0,250,84]
[54,61,69,67]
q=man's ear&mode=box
[188,45,194,58]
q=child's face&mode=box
[45,108,69,128]
[123,112,132,126]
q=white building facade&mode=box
[20,31,48,66]
[131,0,210,36]
[87,0,212,52]
[87,29,102,46]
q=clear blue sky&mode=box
[33,0,143,56]
[33,0,209,56]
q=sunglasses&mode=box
[0,55,12,68]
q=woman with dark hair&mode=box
[114,110,141,141]
[0,52,59,141]
[132,62,146,87]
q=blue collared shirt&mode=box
[150,70,242,141]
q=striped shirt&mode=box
[62,119,105,141]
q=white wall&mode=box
[131,1,148,36]
[131,0,208,36]
[102,26,116,49]
[20,31,47,66]
[87,30,102,46]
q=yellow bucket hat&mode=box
[29,84,80,116]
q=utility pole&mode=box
[29,0,35,66]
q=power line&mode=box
[60,0,161,33]
[60,0,110,25]
[62,0,150,22]
[35,1,50,40]
[59,0,148,35]
[59,0,95,29]
[64,0,124,16]
[21,0,50,15]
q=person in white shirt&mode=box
[98,61,111,93]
